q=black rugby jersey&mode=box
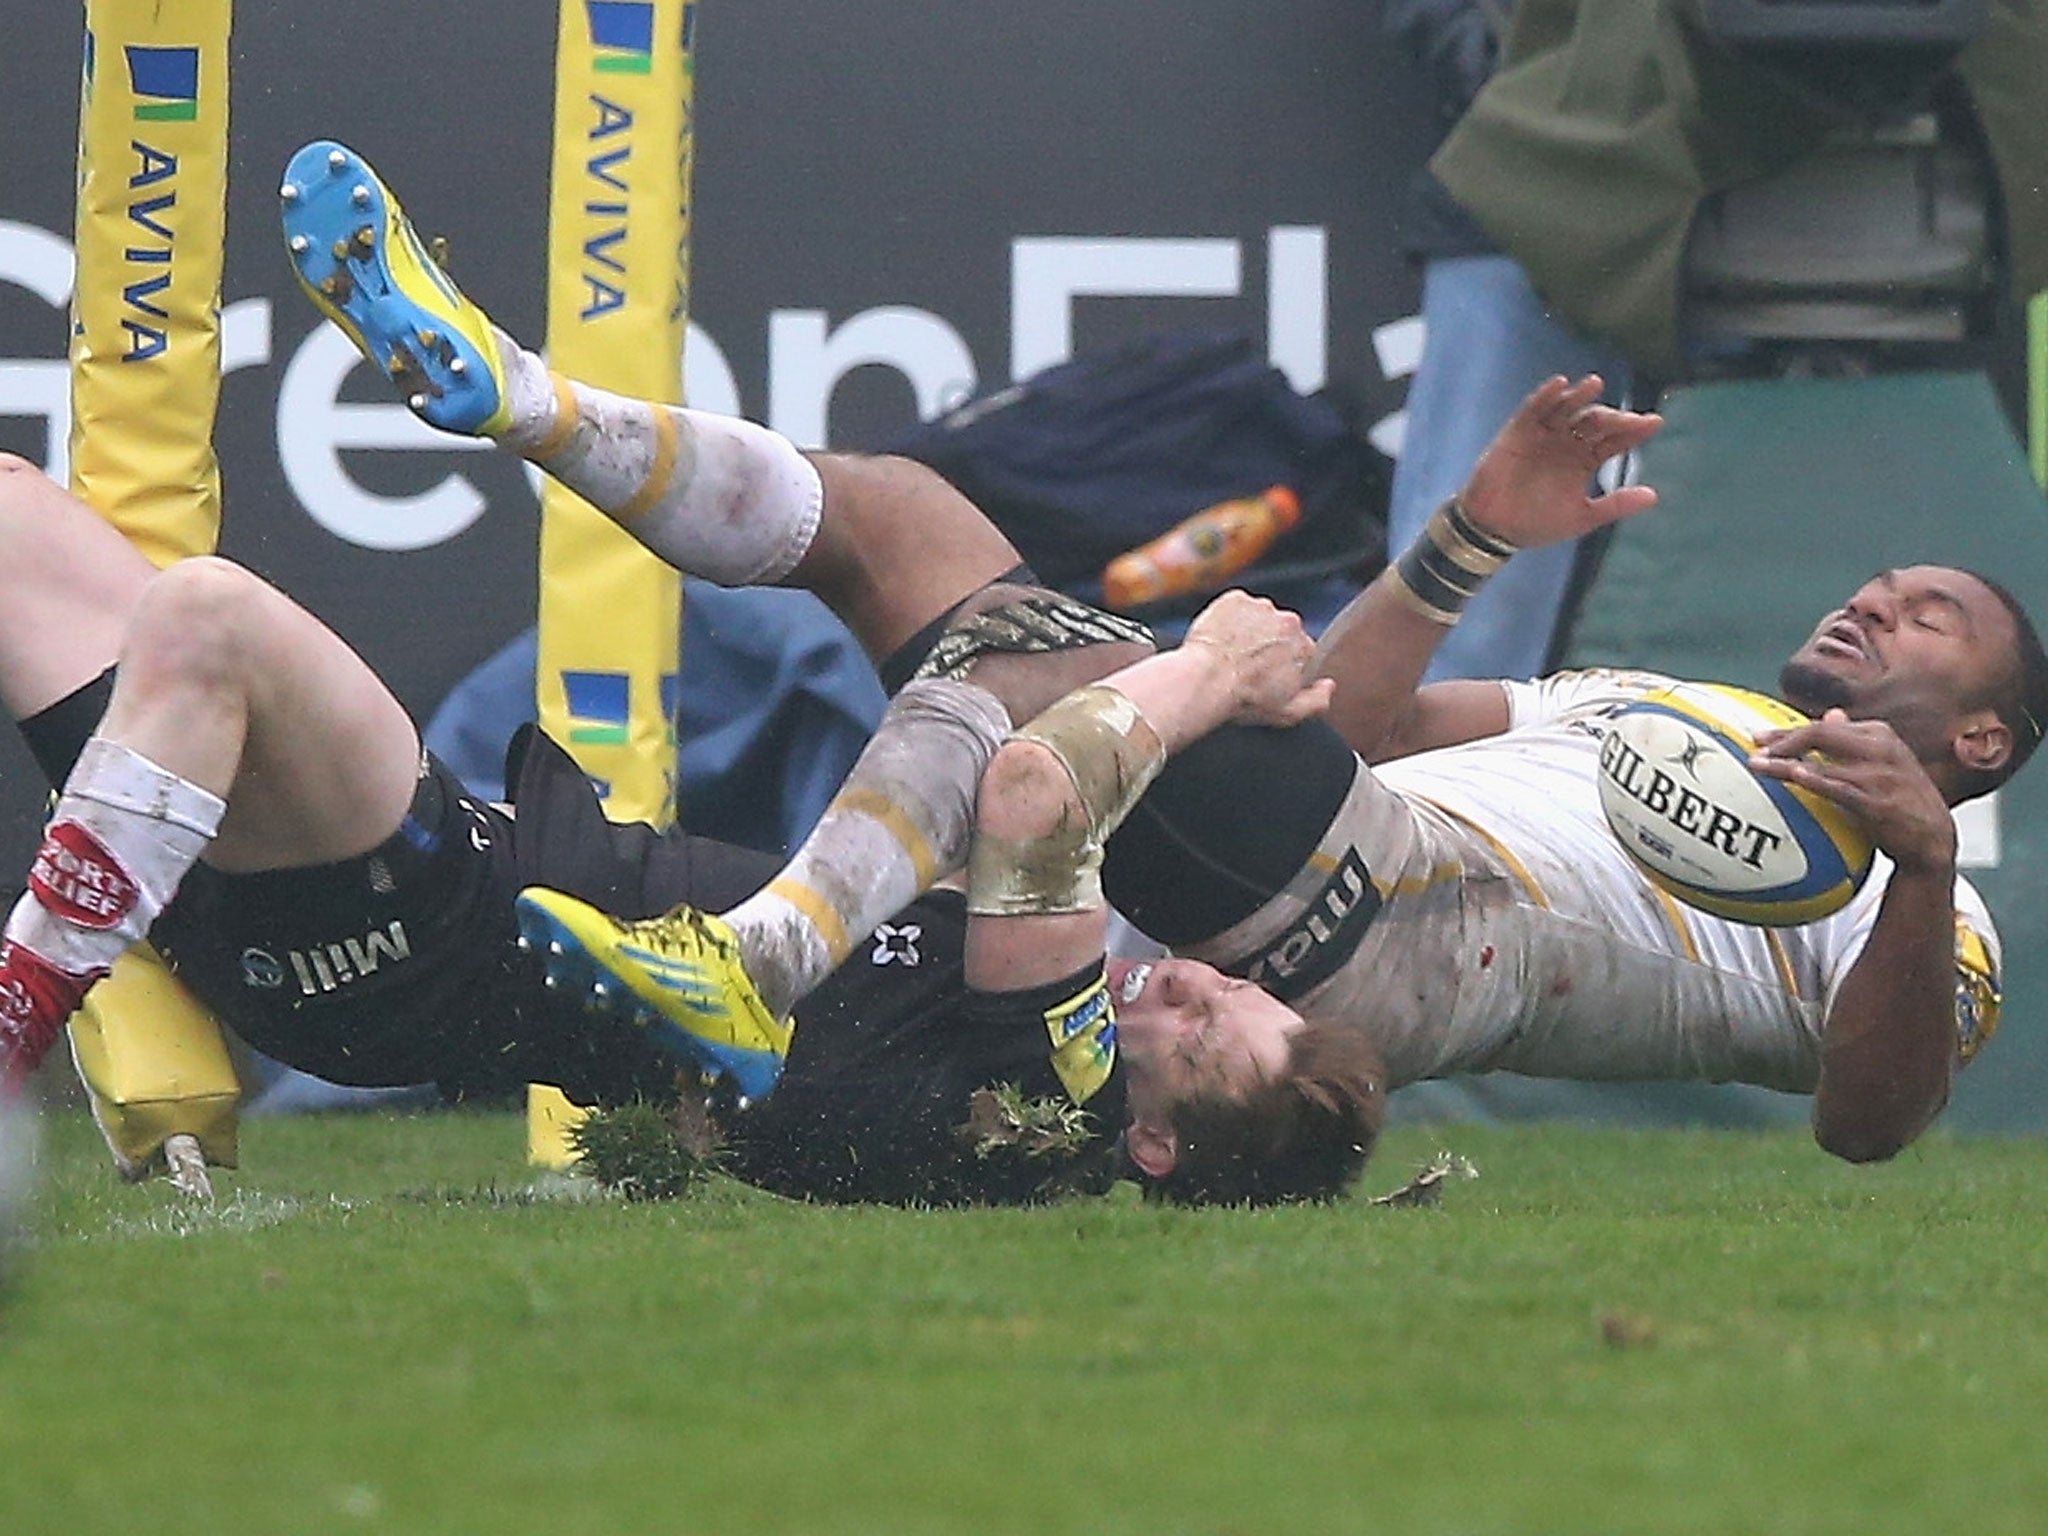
[725,889,1128,1205]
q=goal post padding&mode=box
[65,0,240,1172]
[528,0,697,1162]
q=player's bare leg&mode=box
[0,461,157,1085]
[0,456,155,722]
[0,552,422,1086]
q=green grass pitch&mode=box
[4,1109,2047,1535]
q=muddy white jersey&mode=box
[1185,668,2000,1093]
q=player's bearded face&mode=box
[1777,652,1854,716]
[1781,567,2016,766]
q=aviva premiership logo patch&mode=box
[586,0,655,72]
[1044,972,1116,1106]
[126,45,200,122]
[562,670,631,746]
[559,670,680,747]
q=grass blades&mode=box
[4,1111,2047,1534]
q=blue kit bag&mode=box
[880,330,1387,612]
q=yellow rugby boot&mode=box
[515,888,792,1105]
[279,139,510,436]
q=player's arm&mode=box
[963,591,1332,995]
[1313,375,1662,762]
[1752,711,1970,1161]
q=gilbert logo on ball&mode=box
[1597,683,1874,926]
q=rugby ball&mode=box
[1596,683,1874,926]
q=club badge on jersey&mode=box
[1954,916,2001,1063]
[1044,971,1117,1105]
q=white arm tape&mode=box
[967,684,1166,916]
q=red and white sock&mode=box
[0,942,98,1088]
[0,739,224,1082]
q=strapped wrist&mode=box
[1390,496,1519,626]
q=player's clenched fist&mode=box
[1183,590,1335,728]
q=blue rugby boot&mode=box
[279,140,509,436]
[515,888,792,1106]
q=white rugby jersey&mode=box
[1200,668,2002,1094]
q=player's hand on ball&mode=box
[1461,375,1663,549]
[1183,591,1334,728]
[1599,685,1872,924]
[1751,710,1957,876]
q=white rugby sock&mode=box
[494,330,565,451]
[491,334,821,586]
[6,738,226,978]
[720,679,1012,1019]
